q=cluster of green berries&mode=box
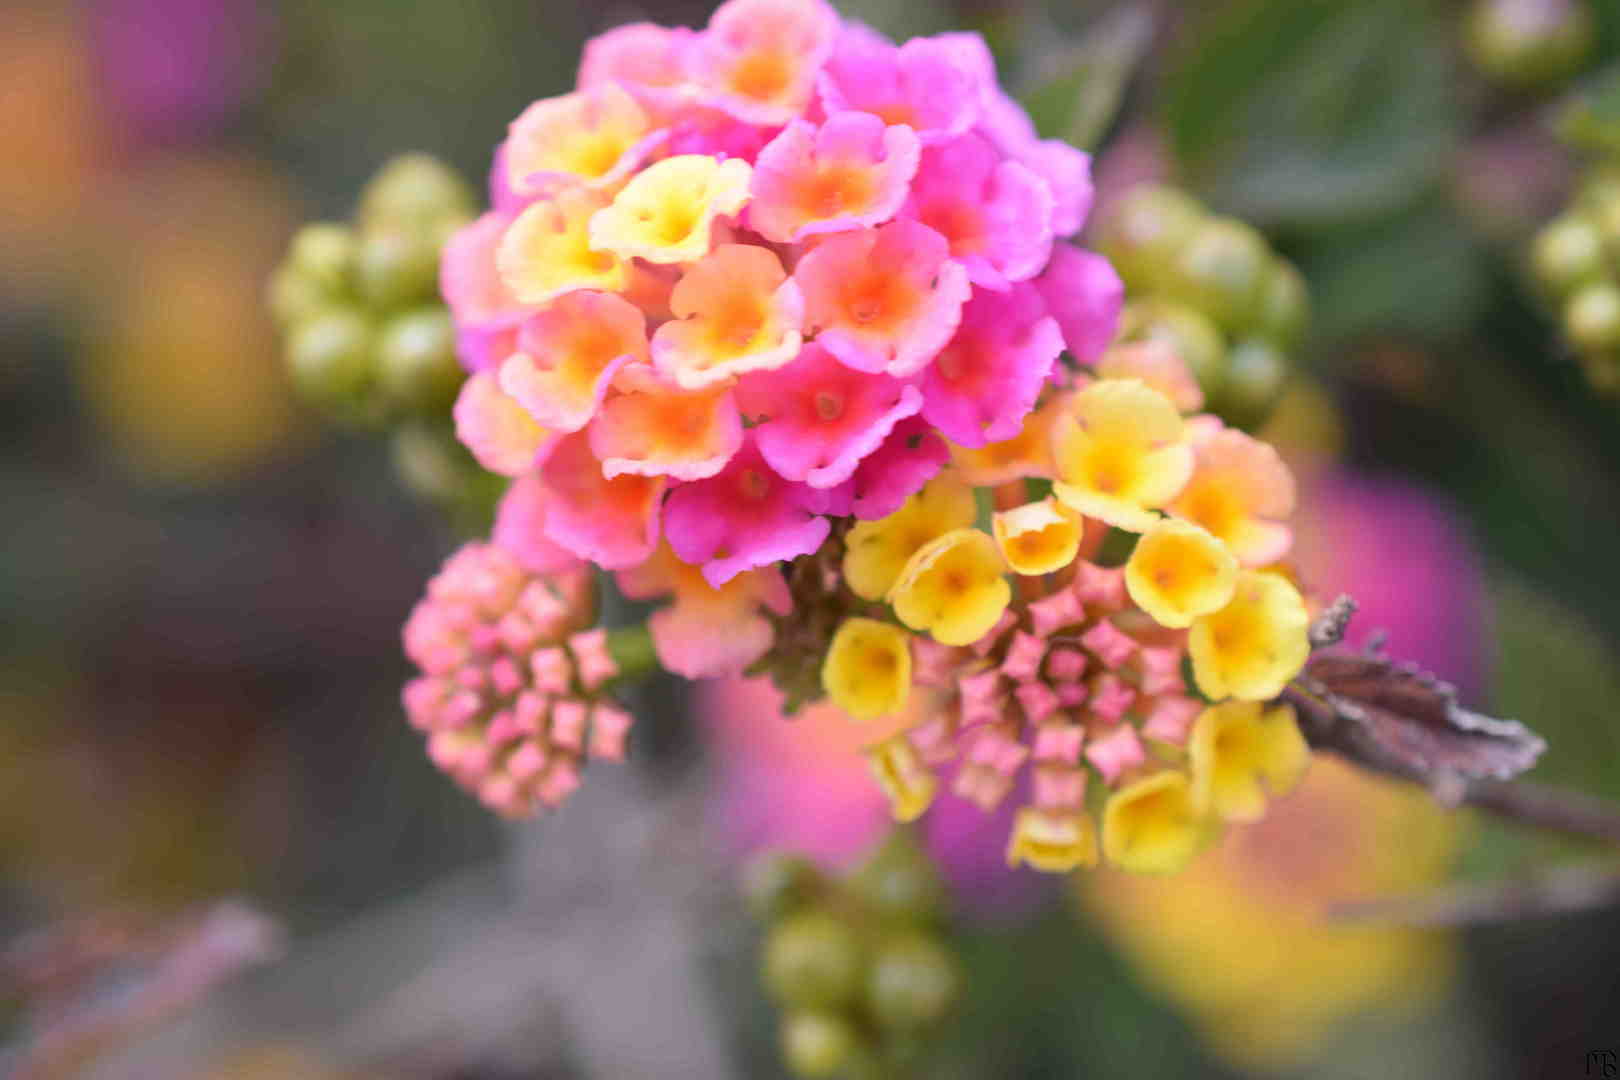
[1531,168,1620,395]
[1096,185,1309,430]
[1465,0,1594,92]
[746,833,963,1080]
[270,156,504,511]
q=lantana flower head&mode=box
[416,0,1317,863]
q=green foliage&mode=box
[1163,0,1460,228]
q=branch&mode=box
[1330,862,1620,927]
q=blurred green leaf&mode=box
[1020,8,1155,151]
[1163,0,1460,227]
[1555,61,1620,156]
[1300,201,1488,344]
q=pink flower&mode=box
[920,283,1063,448]
[749,114,920,243]
[618,543,793,679]
[836,414,950,519]
[537,431,663,569]
[453,372,555,478]
[794,219,970,376]
[500,83,666,199]
[587,374,744,482]
[976,87,1094,237]
[693,0,840,125]
[491,471,581,576]
[441,211,532,353]
[577,22,699,110]
[663,436,831,585]
[650,243,803,390]
[400,542,628,818]
[903,133,1054,289]
[497,290,648,433]
[1032,243,1123,365]
[816,26,985,144]
[740,342,922,488]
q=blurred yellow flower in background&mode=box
[77,154,305,486]
[1080,756,1459,1069]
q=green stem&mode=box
[606,622,661,686]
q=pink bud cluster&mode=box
[900,560,1204,845]
[401,542,632,817]
[441,0,1122,680]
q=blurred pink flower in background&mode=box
[1292,469,1490,699]
[90,0,274,152]
[700,677,1053,917]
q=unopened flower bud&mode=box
[356,226,443,311]
[1098,185,1205,293]
[744,852,824,921]
[377,307,463,416]
[358,153,476,232]
[1466,0,1594,90]
[287,307,377,414]
[763,910,864,1010]
[850,830,947,926]
[1564,281,1620,352]
[1251,258,1310,349]
[1531,214,1605,299]
[780,1010,859,1078]
[1119,300,1227,403]
[288,222,357,295]
[865,932,961,1032]
[1165,218,1271,335]
[1215,339,1289,430]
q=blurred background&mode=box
[4,0,1620,1076]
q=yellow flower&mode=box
[1102,770,1210,874]
[1051,379,1195,532]
[991,497,1084,576]
[589,154,752,264]
[867,735,937,822]
[1168,427,1297,568]
[497,187,626,305]
[821,618,913,720]
[1189,702,1310,823]
[1188,570,1310,701]
[1124,518,1238,629]
[888,528,1011,647]
[842,474,975,601]
[1007,808,1099,872]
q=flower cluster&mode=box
[1531,165,1620,397]
[440,0,1121,680]
[400,524,634,818]
[821,369,1312,875]
[1098,185,1309,430]
[747,834,962,1079]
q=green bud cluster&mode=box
[1097,185,1309,430]
[1464,0,1594,92]
[1530,168,1620,395]
[270,155,506,510]
[745,832,962,1079]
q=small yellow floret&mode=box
[867,734,937,823]
[1125,519,1239,629]
[822,617,913,720]
[1102,770,1210,875]
[497,188,626,305]
[1189,702,1310,823]
[842,474,975,601]
[888,528,1011,647]
[589,155,752,264]
[992,498,1084,576]
[1007,808,1099,872]
[1188,570,1310,702]
[1051,378,1194,532]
